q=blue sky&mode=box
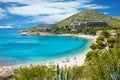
[0,0,120,28]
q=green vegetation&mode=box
[11,30,120,80]
[52,26,117,35]
[85,30,120,80]
[11,65,87,80]
[28,28,46,32]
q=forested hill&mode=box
[56,9,120,28]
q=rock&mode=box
[0,66,14,80]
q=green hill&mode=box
[56,9,120,28]
[28,9,120,34]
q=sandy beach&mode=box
[0,34,97,76]
[58,33,97,41]
[45,33,96,67]
[45,49,91,68]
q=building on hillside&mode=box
[96,30,116,36]
[107,30,116,36]
[73,21,108,31]
[96,30,103,36]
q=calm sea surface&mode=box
[0,28,92,66]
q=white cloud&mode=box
[80,4,109,9]
[8,5,65,16]
[7,0,81,16]
[0,25,13,28]
[0,0,110,23]
[3,0,109,16]
[27,12,77,23]
[0,8,6,19]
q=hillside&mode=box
[28,9,120,35]
[56,9,120,28]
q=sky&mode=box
[0,0,120,28]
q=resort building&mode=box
[96,30,116,36]
[73,21,108,31]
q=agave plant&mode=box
[109,68,120,80]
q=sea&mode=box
[0,28,92,66]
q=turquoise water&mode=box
[0,28,92,66]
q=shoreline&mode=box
[47,34,95,67]
[57,33,97,41]
[0,34,96,76]
[16,33,96,67]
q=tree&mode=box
[85,51,94,62]
[97,40,106,49]
[90,43,98,50]
[96,35,104,43]
[107,38,115,48]
[100,30,110,38]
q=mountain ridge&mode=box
[55,9,120,28]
